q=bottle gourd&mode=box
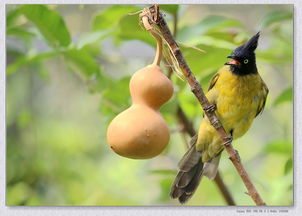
[107,21,173,159]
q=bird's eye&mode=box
[244,59,249,64]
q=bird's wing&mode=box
[208,73,220,91]
[201,73,220,118]
[205,72,220,106]
[255,81,269,118]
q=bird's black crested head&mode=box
[225,32,260,75]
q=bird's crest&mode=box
[243,31,260,52]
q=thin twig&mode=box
[176,106,195,137]
[214,171,236,206]
[140,5,266,206]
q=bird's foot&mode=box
[211,118,221,129]
[222,136,233,146]
[205,104,216,113]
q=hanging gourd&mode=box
[106,16,173,159]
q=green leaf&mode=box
[182,45,232,76]
[76,29,113,49]
[63,47,107,93]
[6,6,23,28]
[116,13,155,45]
[160,5,179,15]
[20,5,71,47]
[264,140,292,155]
[177,88,200,118]
[284,157,292,175]
[100,77,131,116]
[274,87,292,106]
[199,70,217,89]
[92,5,141,31]
[260,11,293,28]
[177,15,243,42]
[188,35,237,50]
[160,96,178,116]
[63,48,100,77]
[7,51,58,75]
[7,27,36,38]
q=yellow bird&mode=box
[170,32,269,204]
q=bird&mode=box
[170,32,269,204]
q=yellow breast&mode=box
[213,66,263,138]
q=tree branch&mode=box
[214,171,236,206]
[176,106,196,138]
[170,12,234,205]
[139,5,266,206]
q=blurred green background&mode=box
[6,4,293,206]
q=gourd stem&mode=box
[142,16,162,66]
[150,30,162,66]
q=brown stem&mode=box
[141,16,162,66]
[176,106,195,137]
[140,5,266,206]
[214,171,236,206]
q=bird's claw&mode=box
[205,104,216,113]
[222,136,233,146]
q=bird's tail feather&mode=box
[170,134,221,204]
[170,135,203,204]
[203,154,221,180]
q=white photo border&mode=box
[0,0,300,215]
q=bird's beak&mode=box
[225,56,240,66]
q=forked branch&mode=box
[139,5,266,206]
